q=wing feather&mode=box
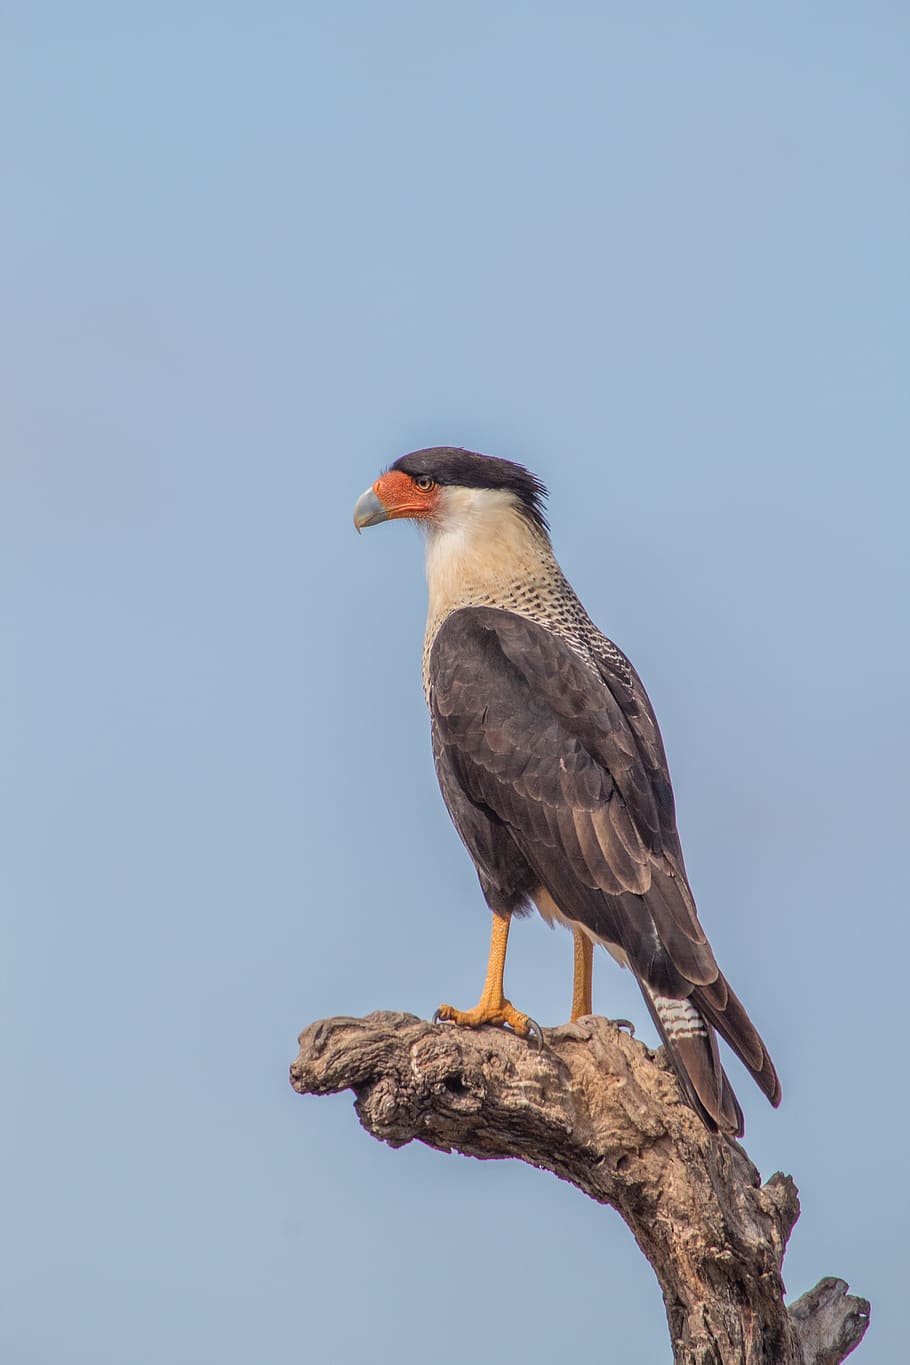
[430,606,713,978]
[590,803,650,892]
[428,606,780,1128]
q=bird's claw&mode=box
[432,1002,544,1048]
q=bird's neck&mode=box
[424,497,558,622]
[420,492,575,693]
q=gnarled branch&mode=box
[290,1011,869,1365]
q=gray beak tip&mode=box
[353,486,390,532]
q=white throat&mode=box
[417,484,606,702]
[423,486,554,618]
[419,486,563,696]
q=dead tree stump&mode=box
[290,1011,869,1365]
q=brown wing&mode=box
[429,606,779,1133]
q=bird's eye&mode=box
[414,475,435,491]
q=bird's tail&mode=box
[641,975,781,1137]
[642,987,745,1136]
[693,971,781,1109]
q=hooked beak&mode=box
[353,485,391,533]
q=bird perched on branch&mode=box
[353,447,780,1136]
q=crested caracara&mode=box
[353,447,780,1136]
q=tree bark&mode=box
[290,1011,869,1365]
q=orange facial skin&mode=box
[372,470,441,522]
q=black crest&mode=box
[391,447,549,533]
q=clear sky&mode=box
[2,4,907,1362]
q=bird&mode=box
[353,447,780,1136]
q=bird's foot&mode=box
[433,998,543,1044]
[563,1014,636,1035]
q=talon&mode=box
[614,1018,635,1036]
[431,997,541,1041]
[431,917,540,1043]
[499,1000,533,1037]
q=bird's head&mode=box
[353,447,549,540]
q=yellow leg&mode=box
[571,927,593,1021]
[435,913,535,1037]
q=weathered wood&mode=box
[290,1011,869,1364]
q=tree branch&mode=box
[290,1011,869,1365]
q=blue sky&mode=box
[2,4,907,1361]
